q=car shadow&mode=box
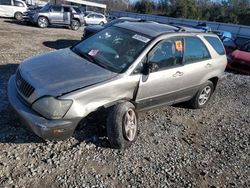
[4,19,31,26]
[4,20,73,29]
[0,63,110,147]
[43,39,80,50]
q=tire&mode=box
[71,20,80,30]
[107,102,138,149]
[14,12,23,21]
[37,16,48,28]
[189,80,214,109]
[99,21,104,25]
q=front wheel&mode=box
[107,102,138,149]
[37,16,48,28]
[189,80,214,109]
[99,21,104,25]
[71,20,80,30]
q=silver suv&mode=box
[8,22,227,149]
[27,4,84,30]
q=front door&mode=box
[85,14,95,24]
[135,37,185,110]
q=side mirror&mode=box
[143,62,159,75]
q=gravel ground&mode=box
[0,18,249,188]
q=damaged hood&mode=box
[19,48,118,100]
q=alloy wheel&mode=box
[123,108,137,141]
[198,86,212,106]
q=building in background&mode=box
[24,0,107,13]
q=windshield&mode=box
[40,3,51,11]
[71,26,152,73]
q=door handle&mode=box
[205,63,212,68]
[173,71,184,77]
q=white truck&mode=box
[0,0,28,20]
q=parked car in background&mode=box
[227,39,250,75]
[213,30,233,42]
[26,4,85,30]
[195,22,211,31]
[82,17,142,39]
[84,12,107,25]
[0,0,27,20]
[106,15,117,21]
[8,22,227,149]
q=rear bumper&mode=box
[8,76,81,140]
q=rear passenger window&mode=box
[205,36,225,55]
[184,37,210,64]
[0,0,11,5]
[63,7,70,12]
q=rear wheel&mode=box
[71,20,80,30]
[37,16,48,28]
[189,80,214,109]
[107,102,138,149]
[14,12,23,21]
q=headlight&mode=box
[32,97,73,119]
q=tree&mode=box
[134,0,155,14]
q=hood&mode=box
[232,50,250,64]
[19,48,117,99]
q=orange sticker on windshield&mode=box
[175,41,183,51]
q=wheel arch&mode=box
[72,18,80,23]
[208,77,219,90]
[103,98,136,109]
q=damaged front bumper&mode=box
[7,76,81,140]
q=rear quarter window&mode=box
[204,36,225,55]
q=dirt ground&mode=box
[0,18,249,188]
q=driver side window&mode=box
[148,38,184,71]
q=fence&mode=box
[109,10,250,39]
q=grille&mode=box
[16,70,35,98]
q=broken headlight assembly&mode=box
[32,97,73,119]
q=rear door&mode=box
[49,5,63,24]
[173,36,212,103]
[135,37,185,109]
[0,0,13,17]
